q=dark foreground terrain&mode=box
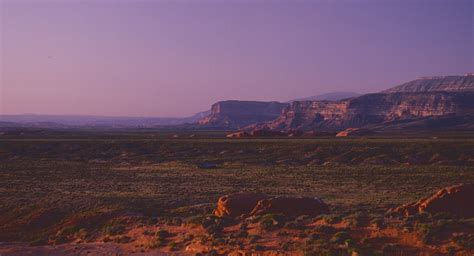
[0,130,473,255]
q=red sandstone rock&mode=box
[213,192,269,218]
[336,128,374,137]
[226,131,250,138]
[250,196,329,217]
[389,184,474,218]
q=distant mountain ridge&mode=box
[289,92,360,102]
[0,112,208,128]
[383,74,474,93]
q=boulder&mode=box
[250,196,329,217]
[213,192,269,218]
[388,184,474,218]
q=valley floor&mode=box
[0,132,473,255]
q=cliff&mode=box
[253,92,474,132]
[198,100,288,129]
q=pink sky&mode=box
[1,0,472,117]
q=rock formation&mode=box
[388,184,474,218]
[213,192,269,218]
[198,101,288,129]
[213,193,329,218]
[199,75,474,134]
[250,196,329,217]
[250,91,474,132]
[336,128,374,137]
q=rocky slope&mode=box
[255,92,474,132]
[383,74,474,93]
[198,100,288,129]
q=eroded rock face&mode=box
[252,92,474,132]
[388,184,474,218]
[213,193,269,218]
[250,197,329,217]
[198,101,288,129]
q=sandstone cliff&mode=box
[252,92,474,132]
[198,100,288,129]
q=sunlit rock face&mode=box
[257,92,474,132]
[249,76,474,133]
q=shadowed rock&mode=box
[213,192,269,217]
[250,196,329,217]
[388,184,474,218]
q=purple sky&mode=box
[1,0,473,117]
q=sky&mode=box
[0,0,473,117]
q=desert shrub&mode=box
[345,212,369,227]
[330,231,351,244]
[417,223,446,244]
[447,246,457,256]
[252,244,267,251]
[168,241,179,251]
[103,224,125,236]
[370,218,385,229]
[284,220,306,230]
[142,229,154,236]
[236,230,248,238]
[281,241,293,251]
[239,223,248,231]
[314,225,336,235]
[156,229,171,239]
[344,238,356,248]
[259,218,276,231]
[407,212,431,223]
[453,233,474,249]
[258,213,286,231]
[321,214,343,224]
[30,235,49,246]
[382,243,402,254]
[249,234,262,243]
[113,235,132,243]
[166,217,183,226]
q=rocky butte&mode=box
[198,100,288,129]
[196,74,474,134]
[245,75,474,133]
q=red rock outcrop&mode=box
[336,128,375,137]
[226,131,250,138]
[388,184,474,218]
[214,194,329,218]
[254,92,474,133]
[250,196,329,217]
[213,193,269,218]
